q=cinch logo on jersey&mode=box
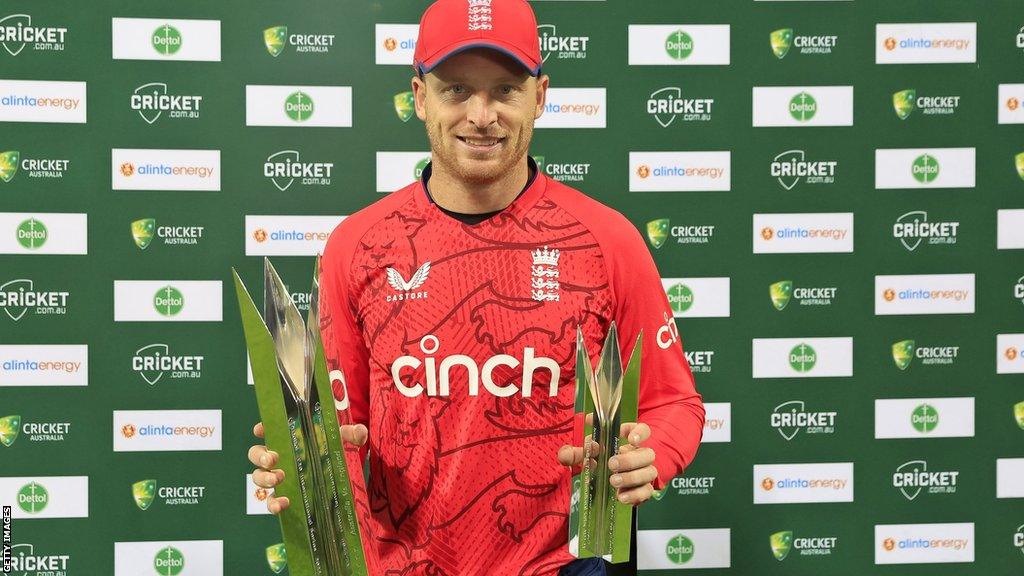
[390,334,561,398]
[770,530,837,560]
[771,150,837,190]
[892,89,960,119]
[876,523,974,565]
[114,410,221,452]
[876,23,976,64]
[754,462,853,504]
[891,340,959,370]
[771,400,837,440]
[0,79,86,123]
[893,211,959,251]
[263,150,333,191]
[769,280,837,309]
[627,25,730,66]
[0,13,67,55]
[112,149,220,192]
[892,460,959,500]
[646,87,713,127]
[536,88,605,128]
[875,397,974,439]
[262,25,335,57]
[132,479,207,509]
[130,82,203,124]
[666,476,716,496]
[131,218,205,250]
[630,152,730,192]
[685,349,714,374]
[770,28,837,58]
[997,334,1024,375]
[537,24,588,62]
[0,414,71,446]
[0,278,69,321]
[0,150,69,181]
[7,542,73,573]
[754,213,854,254]
[132,343,203,385]
[532,155,590,183]
[0,344,87,387]
[374,23,418,65]
[112,17,221,61]
[645,219,716,249]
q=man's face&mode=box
[412,49,548,185]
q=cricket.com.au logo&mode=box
[770,28,837,59]
[891,340,959,370]
[789,92,817,122]
[15,217,47,250]
[538,23,589,62]
[0,414,70,447]
[646,87,713,127]
[685,349,714,374]
[770,530,837,560]
[0,150,69,182]
[154,545,185,575]
[17,480,49,514]
[0,278,69,321]
[132,343,204,385]
[533,155,590,183]
[394,91,414,122]
[666,534,694,564]
[153,285,185,317]
[892,459,959,500]
[665,29,693,60]
[769,280,836,310]
[284,90,314,122]
[132,478,207,510]
[771,150,836,190]
[645,219,715,249]
[264,150,333,191]
[771,400,836,441]
[893,211,959,251]
[911,403,939,433]
[789,342,817,373]
[130,82,203,124]
[665,282,693,315]
[151,23,182,56]
[6,542,73,574]
[131,218,205,250]
[263,25,335,57]
[0,13,67,55]
[893,89,960,119]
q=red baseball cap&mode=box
[414,0,542,77]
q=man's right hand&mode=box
[248,420,369,515]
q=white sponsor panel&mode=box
[112,17,221,61]
[627,25,730,65]
[753,213,854,254]
[245,85,353,127]
[874,148,975,189]
[661,277,730,318]
[0,212,87,254]
[113,409,222,452]
[752,86,853,127]
[751,337,853,378]
[876,23,976,64]
[874,397,975,439]
[0,476,88,519]
[701,402,731,443]
[997,334,1024,374]
[112,148,220,191]
[244,215,344,256]
[115,540,223,575]
[875,523,974,564]
[874,274,975,316]
[535,88,605,128]
[998,209,1024,249]
[629,152,730,192]
[997,84,1024,124]
[376,151,431,192]
[113,280,223,322]
[246,474,273,515]
[0,79,87,123]
[375,24,418,65]
[753,462,854,504]
[0,345,88,387]
[637,529,731,569]
[997,459,1024,498]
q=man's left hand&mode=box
[609,422,658,505]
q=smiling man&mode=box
[247,1,705,575]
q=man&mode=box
[248,1,705,574]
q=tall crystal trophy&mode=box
[232,257,369,576]
[569,323,641,563]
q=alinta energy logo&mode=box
[685,349,714,374]
[771,150,837,190]
[892,89,960,120]
[0,13,67,55]
[892,459,959,500]
[769,280,836,310]
[16,216,47,250]
[118,160,216,180]
[251,226,330,246]
[635,164,725,181]
[891,340,959,370]
[645,219,716,249]
[666,534,694,565]
[0,149,69,182]
[770,28,837,59]
[154,545,185,575]
[881,285,971,305]
[132,479,207,510]
[132,343,204,385]
[262,25,335,57]
[533,155,590,183]
[284,90,314,122]
[883,34,972,53]
[912,403,939,434]
[151,23,182,56]
[17,480,49,514]
[131,218,205,250]
[0,414,70,446]
[264,149,333,191]
[153,285,184,317]
[394,91,414,122]
[1015,275,1024,306]
[120,421,217,441]
[0,278,69,321]
[130,82,203,124]
[266,543,287,573]
[665,29,694,60]
[893,211,959,251]
[664,282,694,315]
[537,24,589,62]
[646,86,713,127]
[789,92,817,122]
[771,400,837,441]
[770,530,837,560]
[789,342,817,373]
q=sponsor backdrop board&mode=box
[0,1,1021,574]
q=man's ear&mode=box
[412,75,428,122]
[534,74,549,120]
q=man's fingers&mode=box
[253,421,264,439]
[252,468,285,489]
[267,495,291,515]
[608,447,655,473]
[248,445,278,469]
[610,465,658,490]
[558,445,583,467]
[341,423,368,447]
[616,483,655,505]
[620,422,650,447]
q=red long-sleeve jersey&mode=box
[319,165,704,576]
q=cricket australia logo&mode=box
[386,261,430,302]
[468,0,493,31]
[531,245,560,302]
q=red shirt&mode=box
[319,167,704,576]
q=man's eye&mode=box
[450,84,466,94]
[499,85,513,95]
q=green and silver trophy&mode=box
[569,322,641,563]
[232,257,368,576]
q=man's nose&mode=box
[466,93,498,128]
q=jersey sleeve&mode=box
[608,224,705,490]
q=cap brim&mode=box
[418,39,541,77]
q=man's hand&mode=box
[557,421,658,505]
[248,420,369,515]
